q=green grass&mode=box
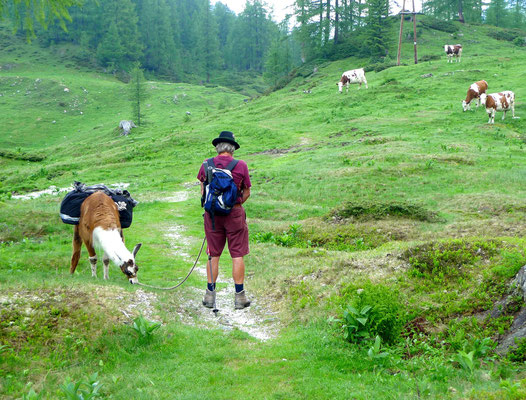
[2,18,526,399]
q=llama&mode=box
[70,191,141,283]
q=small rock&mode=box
[421,73,433,78]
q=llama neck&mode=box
[92,226,133,266]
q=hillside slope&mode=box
[1,21,526,399]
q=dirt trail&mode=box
[162,185,279,341]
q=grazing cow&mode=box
[462,80,488,111]
[444,44,462,63]
[70,191,142,283]
[480,91,516,124]
[338,68,368,93]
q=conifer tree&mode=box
[129,63,148,125]
[198,0,221,82]
[364,0,388,59]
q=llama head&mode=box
[120,243,142,284]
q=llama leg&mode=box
[103,253,110,280]
[85,243,97,277]
[70,225,82,274]
[89,256,97,277]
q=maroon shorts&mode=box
[204,206,249,258]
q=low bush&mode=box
[403,239,500,279]
[487,28,526,43]
[329,200,438,222]
[340,282,406,345]
[419,17,459,33]
[507,337,526,362]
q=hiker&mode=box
[198,131,252,309]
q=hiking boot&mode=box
[234,290,251,309]
[202,289,216,308]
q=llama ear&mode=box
[132,243,142,257]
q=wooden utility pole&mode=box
[397,0,406,66]
[397,0,419,65]
[412,0,418,64]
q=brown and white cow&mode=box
[444,44,462,63]
[480,91,516,124]
[338,68,368,93]
[70,191,142,283]
[462,80,488,111]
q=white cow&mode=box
[480,91,516,124]
[444,44,462,63]
[338,68,368,93]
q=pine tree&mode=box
[365,0,388,60]
[198,0,221,82]
[96,21,124,69]
[97,0,142,70]
[129,63,148,125]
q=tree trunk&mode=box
[325,0,331,44]
[334,0,339,44]
[458,0,465,23]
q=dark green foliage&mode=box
[364,0,389,59]
[364,60,399,73]
[341,282,405,345]
[403,240,499,278]
[0,149,45,162]
[329,200,438,222]
[419,18,459,33]
[129,63,148,125]
[507,338,526,362]
[487,28,526,42]
[0,0,79,38]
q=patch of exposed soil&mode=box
[148,185,280,340]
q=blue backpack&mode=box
[202,158,239,228]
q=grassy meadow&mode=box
[2,18,526,399]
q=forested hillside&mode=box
[2,0,525,90]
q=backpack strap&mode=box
[205,158,215,184]
[225,159,239,172]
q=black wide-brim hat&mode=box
[212,131,240,150]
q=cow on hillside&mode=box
[480,91,516,124]
[338,68,368,93]
[444,44,462,63]
[462,80,488,111]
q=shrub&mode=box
[487,28,526,42]
[403,239,500,279]
[419,17,458,33]
[329,200,438,222]
[341,282,405,345]
[507,337,526,362]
